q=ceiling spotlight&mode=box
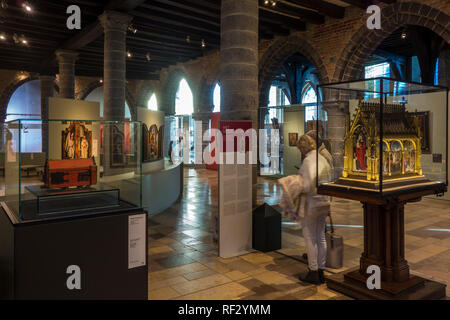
[146,52,151,61]
[99,79,103,83]
[264,0,277,7]
[201,39,205,48]
[401,31,407,40]
[0,33,6,40]
[128,25,137,34]
[186,35,190,43]
[23,2,32,12]
[126,51,132,58]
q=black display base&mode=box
[326,267,446,300]
[0,204,148,300]
[252,203,281,252]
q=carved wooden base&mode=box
[327,267,446,300]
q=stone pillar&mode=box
[39,75,55,154]
[192,111,212,169]
[438,49,450,87]
[99,11,133,121]
[55,50,78,99]
[221,0,259,207]
[220,0,258,123]
[323,101,349,180]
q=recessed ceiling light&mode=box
[127,51,132,58]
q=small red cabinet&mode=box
[43,158,97,189]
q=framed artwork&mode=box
[142,123,164,163]
[413,111,431,154]
[288,133,298,147]
[62,121,92,160]
[353,127,368,171]
[110,124,125,167]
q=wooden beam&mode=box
[284,0,345,19]
[261,1,325,24]
[260,9,306,31]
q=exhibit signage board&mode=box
[218,120,253,258]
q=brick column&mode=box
[99,11,133,121]
[220,0,258,206]
[192,111,211,168]
[39,75,55,154]
[438,49,450,87]
[55,50,78,99]
[323,101,349,180]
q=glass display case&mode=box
[2,119,142,222]
[316,78,448,195]
[259,104,322,177]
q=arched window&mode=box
[302,84,318,104]
[302,83,318,121]
[268,85,277,107]
[84,86,132,119]
[213,83,220,113]
[148,93,158,111]
[6,80,41,121]
[6,79,42,152]
[175,78,194,115]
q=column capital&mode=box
[99,10,133,32]
[55,49,79,63]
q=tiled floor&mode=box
[148,168,450,300]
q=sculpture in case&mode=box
[338,100,425,189]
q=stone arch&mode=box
[161,68,195,115]
[0,74,59,123]
[259,33,330,109]
[78,80,138,120]
[333,2,450,82]
[197,73,221,114]
[77,80,103,100]
[136,81,159,109]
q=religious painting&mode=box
[158,125,164,159]
[62,122,92,160]
[149,125,159,160]
[288,133,298,147]
[110,124,125,167]
[413,111,431,154]
[404,141,416,173]
[142,123,164,162]
[390,141,402,175]
[381,141,389,175]
[353,127,367,171]
[126,123,139,166]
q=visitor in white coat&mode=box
[279,133,332,284]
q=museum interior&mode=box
[0,0,449,301]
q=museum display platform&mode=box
[24,185,120,217]
[0,201,148,300]
[319,182,447,300]
[315,78,448,300]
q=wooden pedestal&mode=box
[318,182,447,300]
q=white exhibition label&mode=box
[128,214,146,269]
[92,139,98,157]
